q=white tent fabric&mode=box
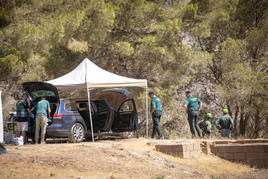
[47,58,147,88]
[46,58,149,142]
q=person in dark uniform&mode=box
[16,93,34,144]
[149,91,163,139]
[216,109,234,139]
[199,113,212,138]
[184,90,202,138]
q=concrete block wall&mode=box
[210,143,268,168]
[155,142,201,159]
[210,139,268,145]
[154,139,268,168]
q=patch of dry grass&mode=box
[94,138,266,179]
[1,142,197,179]
[119,138,255,177]
[158,153,251,175]
[0,138,267,179]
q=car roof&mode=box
[59,98,105,102]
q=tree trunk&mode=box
[253,109,261,138]
[234,105,239,136]
[239,112,245,136]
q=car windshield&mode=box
[31,90,56,98]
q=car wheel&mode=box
[69,123,85,143]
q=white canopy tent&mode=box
[47,58,148,142]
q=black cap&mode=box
[149,90,155,95]
[185,90,191,94]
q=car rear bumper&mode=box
[46,124,70,137]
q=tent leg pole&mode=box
[87,89,94,142]
[146,87,148,138]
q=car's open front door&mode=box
[112,99,138,132]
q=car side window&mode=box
[119,100,134,112]
[78,102,87,110]
[64,102,78,112]
[78,102,94,113]
[95,100,109,113]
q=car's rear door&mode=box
[76,101,95,131]
[93,100,114,132]
[112,99,138,132]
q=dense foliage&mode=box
[0,0,267,138]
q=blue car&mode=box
[23,82,138,142]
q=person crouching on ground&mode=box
[35,97,51,144]
[149,91,164,139]
[198,113,212,138]
[215,109,234,139]
[184,90,203,138]
[16,93,34,144]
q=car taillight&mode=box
[53,114,62,119]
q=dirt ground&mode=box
[0,138,267,179]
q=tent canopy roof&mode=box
[46,58,147,89]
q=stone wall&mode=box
[154,139,268,168]
[155,142,201,159]
[210,143,268,168]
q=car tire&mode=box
[68,123,85,143]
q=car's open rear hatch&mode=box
[22,82,59,103]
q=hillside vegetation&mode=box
[0,0,267,138]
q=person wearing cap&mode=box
[198,113,212,138]
[16,93,34,144]
[184,90,202,138]
[216,109,234,139]
[149,91,163,139]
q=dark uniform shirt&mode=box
[199,117,212,132]
[216,114,234,129]
[16,99,30,122]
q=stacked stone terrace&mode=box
[208,140,268,168]
[154,139,268,168]
[155,141,201,159]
